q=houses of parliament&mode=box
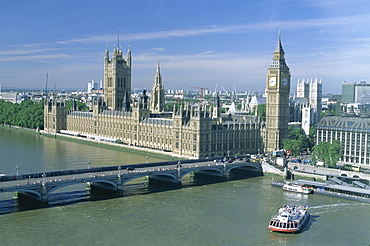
[44,34,290,159]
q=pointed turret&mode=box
[274,31,285,57]
[150,61,165,113]
[156,60,160,75]
[105,45,109,59]
[127,45,132,67]
[270,31,288,68]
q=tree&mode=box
[250,104,266,121]
[165,102,176,112]
[311,140,342,167]
[65,100,89,111]
[282,138,302,156]
[0,100,44,129]
[283,126,314,155]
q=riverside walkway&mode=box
[0,159,262,203]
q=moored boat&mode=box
[283,182,313,194]
[268,204,310,233]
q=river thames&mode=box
[0,126,369,246]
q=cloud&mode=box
[0,48,64,56]
[0,54,72,62]
[11,13,367,49]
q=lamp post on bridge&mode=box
[42,173,46,186]
[15,165,20,177]
[118,166,121,178]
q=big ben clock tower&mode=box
[265,32,291,153]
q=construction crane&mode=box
[175,92,184,103]
[191,87,208,100]
[222,86,229,96]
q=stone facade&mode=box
[316,112,370,168]
[293,78,322,135]
[44,45,265,159]
[44,96,262,159]
[265,33,291,153]
[103,46,131,111]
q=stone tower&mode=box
[44,99,66,133]
[150,61,165,113]
[104,45,132,111]
[296,79,309,98]
[265,32,291,153]
[309,77,322,124]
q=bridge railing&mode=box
[0,155,252,183]
[0,158,208,182]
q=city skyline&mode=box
[0,0,369,94]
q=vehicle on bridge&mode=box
[341,164,361,172]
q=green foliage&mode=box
[165,102,176,111]
[311,140,342,167]
[321,103,341,117]
[0,100,44,129]
[257,104,266,121]
[282,139,302,156]
[65,100,89,111]
[250,104,266,121]
[309,127,316,139]
[282,126,314,156]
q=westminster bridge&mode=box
[0,158,262,203]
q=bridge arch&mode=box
[46,179,118,197]
[227,163,262,173]
[195,167,224,175]
[179,169,198,180]
[122,172,178,186]
[16,189,42,201]
[122,174,149,185]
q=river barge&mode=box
[268,204,309,233]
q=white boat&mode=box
[268,204,310,233]
[283,182,313,194]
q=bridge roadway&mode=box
[0,160,262,203]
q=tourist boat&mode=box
[282,182,313,194]
[268,204,310,233]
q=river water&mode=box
[0,126,369,246]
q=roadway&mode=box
[287,162,370,180]
[0,159,250,192]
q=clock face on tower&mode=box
[269,77,276,86]
[282,77,288,86]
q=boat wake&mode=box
[310,203,369,214]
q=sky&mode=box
[0,0,369,95]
